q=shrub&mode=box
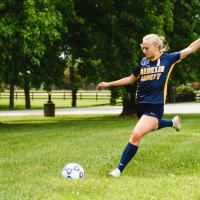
[176,85,195,102]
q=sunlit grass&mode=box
[0,98,117,110]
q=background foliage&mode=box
[0,0,199,111]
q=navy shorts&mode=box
[136,103,164,119]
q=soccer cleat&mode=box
[172,115,181,132]
[108,168,121,177]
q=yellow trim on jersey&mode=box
[164,60,181,103]
[150,52,163,61]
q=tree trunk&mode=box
[71,88,77,107]
[70,66,77,107]
[9,81,14,110]
[24,79,31,109]
[167,85,176,103]
[120,99,136,116]
[110,88,118,105]
[120,85,137,116]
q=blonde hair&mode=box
[143,34,169,52]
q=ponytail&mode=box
[143,34,169,52]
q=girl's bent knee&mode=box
[129,132,141,145]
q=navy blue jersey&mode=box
[133,52,180,104]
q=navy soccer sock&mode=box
[118,143,138,173]
[158,119,173,129]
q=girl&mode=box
[97,34,200,177]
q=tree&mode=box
[167,0,200,86]
[57,0,94,107]
[72,0,175,115]
[63,56,82,107]
[0,0,67,109]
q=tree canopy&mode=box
[0,0,199,112]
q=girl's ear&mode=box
[154,44,160,51]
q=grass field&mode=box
[0,90,115,110]
[1,114,200,199]
[0,99,112,110]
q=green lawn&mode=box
[0,90,116,110]
[0,99,113,110]
[1,114,200,199]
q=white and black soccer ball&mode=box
[62,163,84,179]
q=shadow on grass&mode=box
[0,114,138,133]
[0,113,200,126]
[1,114,200,136]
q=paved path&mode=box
[0,103,199,116]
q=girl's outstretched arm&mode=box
[180,38,200,60]
[96,74,138,89]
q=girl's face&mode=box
[140,39,160,59]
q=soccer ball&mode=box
[62,163,84,179]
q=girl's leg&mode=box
[158,119,173,129]
[109,115,158,177]
[129,114,158,146]
[158,115,181,131]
